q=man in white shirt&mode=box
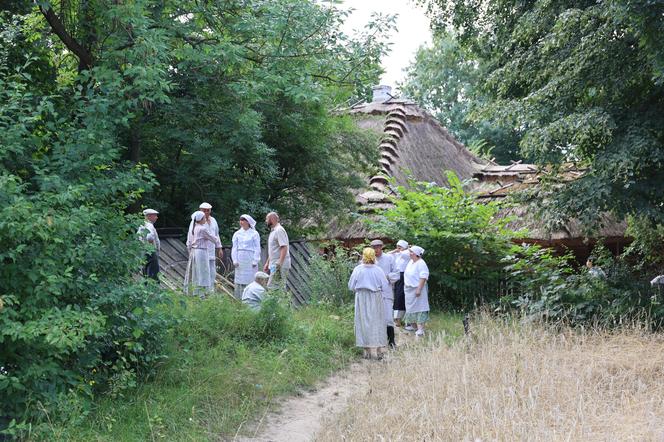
[199,202,223,284]
[138,208,160,280]
[264,212,291,291]
[371,239,399,348]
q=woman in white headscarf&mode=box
[184,211,222,298]
[231,214,261,299]
[403,245,430,337]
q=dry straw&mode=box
[317,315,664,441]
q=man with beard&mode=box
[264,212,291,291]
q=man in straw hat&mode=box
[138,209,160,280]
[370,239,399,349]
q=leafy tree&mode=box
[376,172,520,309]
[24,0,390,234]
[421,0,664,225]
[400,32,521,163]
[0,15,170,432]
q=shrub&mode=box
[376,171,520,310]
[306,244,356,306]
[501,243,664,327]
[0,31,171,434]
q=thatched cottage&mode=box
[324,85,629,258]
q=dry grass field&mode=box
[317,316,664,441]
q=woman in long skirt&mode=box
[184,211,222,298]
[389,239,410,326]
[403,245,430,337]
[231,214,261,299]
[348,247,391,359]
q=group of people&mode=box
[349,239,430,360]
[137,204,292,307]
[139,206,430,358]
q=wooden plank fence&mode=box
[157,231,316,306]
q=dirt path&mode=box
[235,329,416,442]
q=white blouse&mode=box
[404,258,429,287]
[231,228,261,265]
[348,264,391,294]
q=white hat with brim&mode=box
[143,209,159,215]
[199,202,212,209]
[370,239,384,247]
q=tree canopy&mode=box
[418,0,664,225]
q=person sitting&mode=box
[586,256,607,279]
[242,271,270,311]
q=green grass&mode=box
[46,296,463,441]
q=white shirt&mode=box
[231,228,261,265]
[404,258,429,287]
[375,253,399,283]
[138,221,160,252]
[392,250,410,272]
[242,281,266,311]
[348,264,391,295]
[206,217,220,260]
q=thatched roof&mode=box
[319,95,487,241]
[349,98,486,212]
[322,90,627,246]
[473,162,628,243]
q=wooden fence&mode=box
[157,229,316,306]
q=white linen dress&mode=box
[185,223,222,297]
[375,253,399,327]
[348,264,390,348]
[231,227,261,299]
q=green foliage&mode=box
[400,31,521,163]
[42,297,358,440]
[0,13,172,433]
[422,0,664,225]
[306,243,357,306]
[501,243,664,327]
[623,216,664,272]
[28,0,391,235]
[376,171,520,309]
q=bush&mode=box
[306,243,356,306]
[501,243,664,327]
[376,171,520,310]
[0,27,171,434]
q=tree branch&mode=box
[40,4,94,70]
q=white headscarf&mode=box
[397,239,409,249]
[187,211,206,240]
[409,245,425,257]
[240,214,257,229]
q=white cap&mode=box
[199,202,212,209]
[143,209,159,215]
[370,239,384,247]
[396,240,408,249]
[409,245,425,257]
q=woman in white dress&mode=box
[403,246,430,337]
[348,247,390,360]
[231,214,261,299]
[184,211,222,298]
